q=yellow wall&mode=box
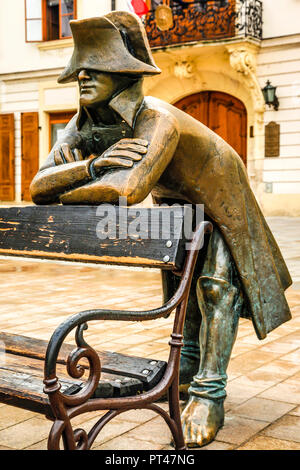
[38,80,78,163]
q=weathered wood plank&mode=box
[0,353,143,414]
[0,369,53,415]
[0,332,167,389]
[0,205,190,269]
[2,352,143,399]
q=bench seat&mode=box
[0,332,166,417]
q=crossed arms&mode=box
[30,104,179,205]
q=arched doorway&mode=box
[174,91,247,166]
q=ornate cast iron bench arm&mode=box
[43,221,212,450]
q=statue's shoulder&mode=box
[138,96,179,131]
[142,96,196,127]
[143,95,175,115]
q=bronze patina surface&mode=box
[30,11,292,447]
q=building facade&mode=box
[0,0,299,215]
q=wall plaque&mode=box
[265,121,280,157]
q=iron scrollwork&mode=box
[241,0,263,39]
[43,322,101,450]
[144,0,263,48]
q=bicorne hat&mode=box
[57,11,161,83]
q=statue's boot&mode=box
[181,228,243,447]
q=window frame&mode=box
[24,0,44,42]
[48,111,76,151]
[25,0,77,43]
[58,0,77,40]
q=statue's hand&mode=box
[92,138,148,173]
[54,143,84,165]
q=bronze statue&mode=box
[30,12,292,447]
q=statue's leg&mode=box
[180,279,201,387]
[181,227,243,447]
[156,197,206,388]
[162,270,201,386]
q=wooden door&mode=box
[175,91,247,166]
[21,112,39,201]
[0,114,15,201]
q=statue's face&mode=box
[78,69,120,107]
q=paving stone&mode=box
[289,406,300,417]
[116,408,158,424]
[115,334,160,345]
[194,440,235,450]
[0,417,52,449]
[79,417,139,447]
[225,380,263,406]
[25,439,48,450]
[215,415,269,445]
[237,435,300,450]
[286,371,300,384]
[67,410,107,427]
[0,405,36,430]
[249,359,300,380]
[146,350,170,361]
[229,397,295,422]
[94,435,165,450]
[125,417,172,445]
[163,440,235,450]
[259,342,299,355]
[231,342,257,358]
[258,380,300,405]
[227,374,275,393]
[280,349,300,364]
[122,344,168,356]
[262,415,300,442]
[227,350,279,375]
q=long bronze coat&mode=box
[30,80,292,339]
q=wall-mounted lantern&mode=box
[262,80,279,111]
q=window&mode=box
[49,111,76,150]
[25,0,76,42]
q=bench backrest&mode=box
[0,205,193,270]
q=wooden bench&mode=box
[0,205,212,450]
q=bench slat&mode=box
[0,332,166,389]
[0,368,54,415]
[0,206,190,269]
[0,353,143,415]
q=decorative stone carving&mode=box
[174,59,195,79]
[226,44,265,113]
[227,48,255,75]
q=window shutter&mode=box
[21,112,39,201]
[25,0,43,42]
[0,114,15,201]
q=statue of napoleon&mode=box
[30,12,292,447]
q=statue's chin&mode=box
[79,96,93,107]
[79,97,109,109]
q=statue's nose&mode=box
[78,69,90,81]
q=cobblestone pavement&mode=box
[0,217,299,451]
